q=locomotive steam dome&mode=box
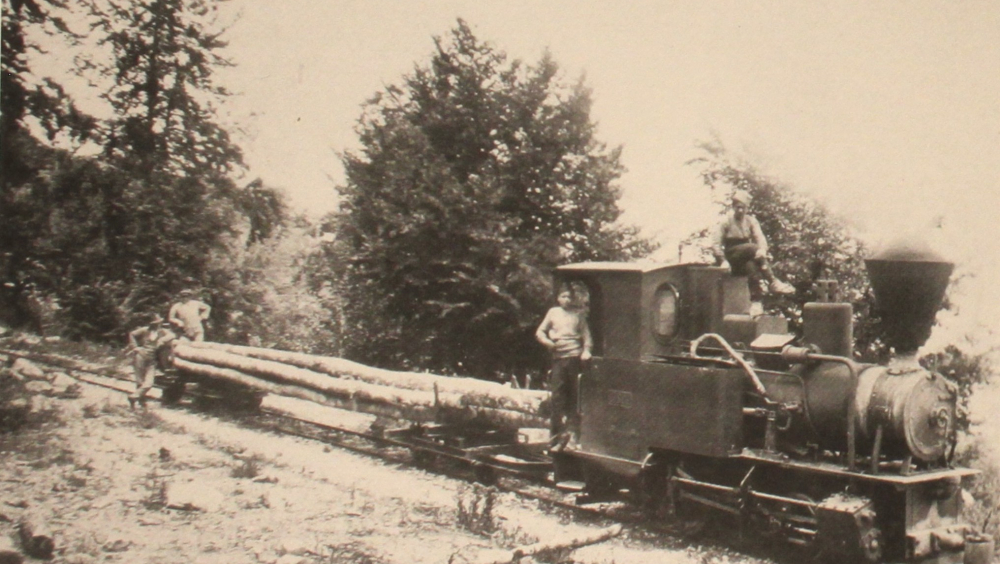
[855,238,957,461]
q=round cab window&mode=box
[653,284,679,341]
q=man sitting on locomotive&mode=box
[535,286,592,452]
[711,190,795,316]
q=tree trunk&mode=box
[184,341,549,416]
[171,357,548,430]
[179,342,550,416]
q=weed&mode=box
[141,468,168,509]
[231,455,264,479]
[456,483,498,536]
[325,542,383,564]
[82,403,101,418]
[100,398,116,415]
[133,410,163,430]
[956,440,1000,543]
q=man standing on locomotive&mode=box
[535,286,592,452]
[711,190,795,316]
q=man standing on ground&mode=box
[126,314,173,408]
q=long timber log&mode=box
[184,341,549,416]
[173,358,434,422]
[173,344,436,409]
[171,350,549,430]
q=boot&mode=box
[769,279,795,295]
[127,397,137,410]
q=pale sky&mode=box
[33,0,1000,351]
[210,1,1000,349]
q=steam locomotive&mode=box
[550,242,979,564]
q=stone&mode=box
[11,359,45,380]
[165,481,225,512]
[23,381,54,395]
[279,537,314,556]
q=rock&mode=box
[0,535,23,564]
[49,372,76,389]
[165,482,225,512]
[278,537,314,556]
[62,555,97,564]
[10,359,45,381]
[101,538,131,553]
[275,555,309,564]
[23,381,54,395]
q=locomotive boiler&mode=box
[552,242,979,564]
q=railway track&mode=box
[1,345,780,562]
[0,348,634,518]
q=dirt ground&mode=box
[0,346,761,564]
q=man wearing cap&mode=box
[125,314,174,408]
[711,190,795,316]
[168,290,211,342]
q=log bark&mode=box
[173,358,547,430]
[185,341,549,416]
[471,524,623,564]
[172,358,434,423]
[174,345,437,409]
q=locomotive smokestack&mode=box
[865,238,953,355]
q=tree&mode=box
[1,0,99,330]
[332,20,653,378]
[1,0,257,341]
[687,135,884,359]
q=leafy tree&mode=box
[687,135,883,359]
[2,0,259,341]
[1,0,99,330]
[332,20,653,378]
[236,178,288,247]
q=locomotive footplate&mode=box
[385,424,552,481]
[738,448,978,484]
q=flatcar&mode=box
[550,242,980,564]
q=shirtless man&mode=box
[168,290,211,342]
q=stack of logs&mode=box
[171,342,551,432]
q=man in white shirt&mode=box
[711,190,794,316]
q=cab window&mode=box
[652,284,679,341]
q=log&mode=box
[172,358,434,423]
[260,395,377,434]
[173,358,547,430]
[173,345,437,409]
[17,518,54,560]
[185,341,549,416]
[472,524,623,564]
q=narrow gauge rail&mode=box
[0,348,648,525]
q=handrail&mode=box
[689,333,769,399]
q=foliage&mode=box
[922,345,994,433]
[206,223,339,354]
[1,0,284,343]
[687,135,887,359]
[332,20,653,378]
